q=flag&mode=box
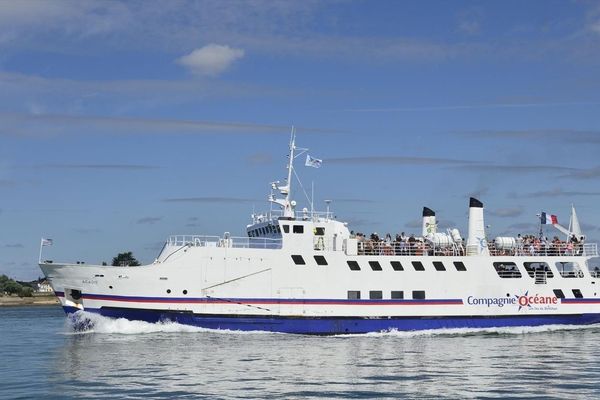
[305,154,322,168]
[540,212,558,225]
[41,238,53,246]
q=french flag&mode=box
[541,212,558,225]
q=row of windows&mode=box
[493,261,585,279]
[347,290,426,300]
[290,256,468,272]
[349,260,466,272]
[553,289,583,299]
[248,225,281,237]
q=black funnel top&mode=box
[422,207,435,217]
[469,197,483,208]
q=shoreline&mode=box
[0,294,60,307]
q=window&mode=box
[390,261,404,271]
[524,262,553,278]
[453,261,467,271]
[293,225,304,234]
[291,255,306,265]
[412,261,425,271]
[369,291,383,299]
[493,262,522,278]
[347,260,361,271]
[572,289,583,299]
[314,227,325,236]
[347,290,361,300]
[282,225,289,233]
[433,261,446,271]
[314,255,328,266]
[553,289,565,299]
[556,262,583,278]
[391,291,404,299]
[369,261,383,271]
[412,290,426,300]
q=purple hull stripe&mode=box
[78,293,462,305]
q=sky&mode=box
[2,0,600,280]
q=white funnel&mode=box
[422,207,436,237]
[466,197,489,255]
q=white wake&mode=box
[64,311,276,336]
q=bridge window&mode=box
[314,255,328,266]
[347,260,361,271]
[493,262,522,278]
[282,225,289,233]
[291,255,306,265]
[347,290,361,300]
[390,261,404,271]
[412,290,426,300]
[572,289,583,298]
[524,262,553,278]
[391,291,404,299]
[369,261,383,271]
[412,261,425,271]
[553,289,565,299]
[293,225,304,234]
[433,261,446,271]
[369,290,383,300]
[556,262,583,278]
[453,261,467,271]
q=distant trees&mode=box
[0,275,33,296]
[111,252,141,267]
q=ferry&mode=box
[39,134,600,334]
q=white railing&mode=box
[355,240,598,257]
[252,209,334,224]
[167,235,282,249]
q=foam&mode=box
[64,311,277,336]
[337,323,600,338]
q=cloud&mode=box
[330,199,375,204]
[326,156,478,166]
[560,167,600,180]
[163,197,256,203]
[177,44,245,76]
[488,207,524,218]
[340,101,600,113]
[512,188,600,198]
[507,222,537,231]
[3,243,24,248]
[0,112,336,137]
[36,164,157,170]
[455,164,578,174]
[458,129,600,143]
[246,153,274,166]
[0,179,17,187]
[136,216,162,225]
[74,228,102,234]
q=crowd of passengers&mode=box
[350,231,585,257]
[351,231,455,256]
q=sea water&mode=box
[2,306,600,399]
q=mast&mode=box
[268,127,297,218]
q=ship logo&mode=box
[515,291,559,311]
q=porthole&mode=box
[109,285,113,289]
[183,290,188,295]
[167,289,171,294]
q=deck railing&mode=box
[167,235,282,249]
[356,240,598,257]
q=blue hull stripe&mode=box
[61,305,600,334]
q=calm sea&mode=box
[2,306,600,399]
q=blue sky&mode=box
[2,0,600,280]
